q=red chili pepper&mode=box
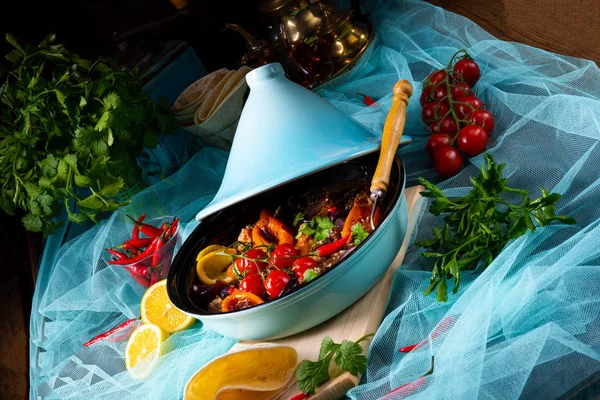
[116,238,153,249]
[358,92,376,106]
[106,248,128,260]
[290,393,310,400]
[83,318,139,347]
[107,242,158,265]
[126,267,150,287]
[327,206,338,214]
[398,316,456,353]
[149,235,167,285]
[126,215,163,238]
[127,264,150,277]
[384,356,434,399]
[123,242,140,255]
[314,233,351,257]
[132,214,146,240]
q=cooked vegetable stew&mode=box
[191,183,385,313]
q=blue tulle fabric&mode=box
[30,0,600,398]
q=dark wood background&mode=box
[1,0,598,398]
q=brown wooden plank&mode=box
[425,0,600,66]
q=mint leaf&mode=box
[351,223,369,246]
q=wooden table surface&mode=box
[426,0,600,66]
[5,1,600,399]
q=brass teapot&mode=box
[227,0,373,89]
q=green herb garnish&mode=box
[350,223,369,246]
[0,33,177,235]
[296,334,374,395]
[296,216,334,242]
[293,212,305,227]
[416,154,576,302]
[302,269,319,283]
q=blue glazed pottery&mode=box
[195,63,411,222]
[167,63,409,340]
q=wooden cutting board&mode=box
[230,185,425,400]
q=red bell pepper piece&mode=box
[314,233,351,257]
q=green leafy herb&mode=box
[296,334,374,395]
[302,269,319,283]
[417,154,576,302]
[351,223,369,246]
[296,215,334,242]
[293,212,305,227]
[0,33,177,235]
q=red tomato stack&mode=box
[420,51,494,178]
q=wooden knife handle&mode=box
[370,80,413,195]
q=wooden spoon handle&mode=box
[370,80,413,195]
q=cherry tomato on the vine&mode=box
[432,85,449,104]
[454,96,483,119]
[420,86,433,106]
[421,102,449,125]
[434,147,463,178]
[239,273,265,298]
[457,125,488,156]
[264,270,291,299]
[430,116,459,137]
[426,134,452,159]
[269,243,298,269]
[453,59,481,87]
[468,109,494,134]
[450,83,474,99]
[426,69,446,86]
[234,248,268,276]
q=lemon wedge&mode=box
[125,323,169,380]
[184,344,297,400]
[141,280,195,333]
[196,248,235,285]
[196,244,227,262]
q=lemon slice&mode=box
[196,248,235,285]
[184,344,297,400]
[125,323,169,380]
[141,280,195,333]
[196,244,227,262]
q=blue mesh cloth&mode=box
[30,0,600,398]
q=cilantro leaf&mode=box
[334,340,368,376]
[22,213,43,232]
[293,212,305,227]
[351,223,369,246]
[319,336,339,360]
[296,359,330,395]
[297,216,333,241]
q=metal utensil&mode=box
[369,79,413,230]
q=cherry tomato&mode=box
[429,116,459,137]
[420,86,433,106]
[453,59,481,87]
[234,248,268,276]
[426,134,452,159]
[292,257,319,283]
[421,102,449,125]
[264,270,291,299]
[468,109,494,134]
[239,273,265,297]
[457,125,489,156]
[432,85,448,104]
[269,243,299,269]
[454,96,483,119]
[450,83,474,99]
[426,69,446,86]
[434,147,463,178]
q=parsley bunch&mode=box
[417,154,576,302]
[296,334,373,394]
[0,33,176,235]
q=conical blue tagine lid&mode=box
[196,63,411,221]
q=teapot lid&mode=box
[195,63,410,222]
